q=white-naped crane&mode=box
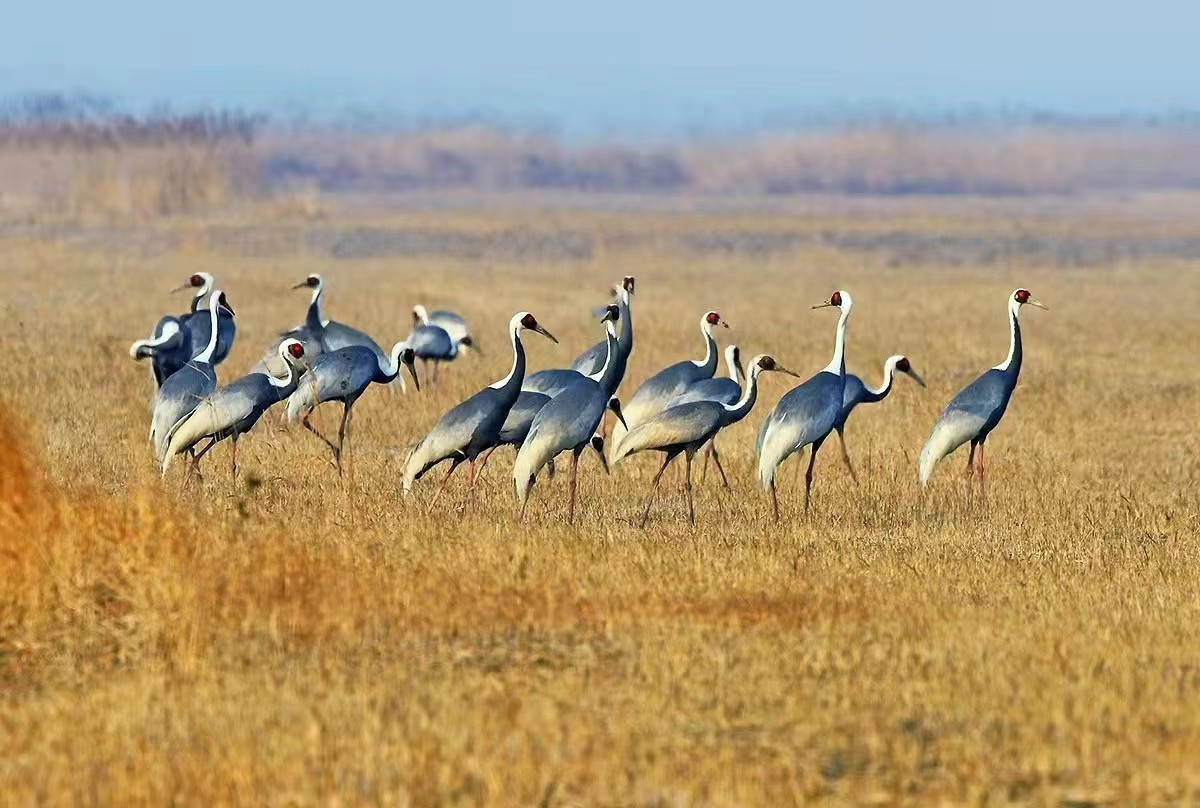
[512,305,627,523]
[831,355,924,483]
[285,336,420,475]
[402,312,557,504]
[522,276,635,398]
[756,291,853,520]
[405,320,464,384]
[612,353,799,527]
[607,310,729,455]
[161,339,308,479]
[171,272,237,367]
[151,289,236,466]
[665,344,745,488]
[919,288,1046,502]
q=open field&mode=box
[2,193,1200,805]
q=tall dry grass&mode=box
[1,199,1199,804]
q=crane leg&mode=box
[683,451,696,526]
[710,440,731,490]
[977,442,987,507]
[567,449,581,524]
[771,481,780,523]
[639,451,678,528]
[230,436,239,481]
[836,429,859,486]
[472,446,496,489]
[804,441,822,514]
[548,459,557,480]
[700,440,710,484]
[301,409,339,461]
[965,442,977,506]
[427,457,463,512]
[334,402,353,477]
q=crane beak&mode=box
[1029,300,1049,311]
[534,325,559,344]
[776,364,803,378]
[607,397,628,430]
[402,349,421,392]
[169,283,191,294]
[906,368,927,388]
[590,436,610,474]
[811,301,833,310]
[291,281,309,290]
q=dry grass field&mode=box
[2,193,1200,805]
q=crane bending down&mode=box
[613,354,799,527]
[756,290,853,520]
[150,290,236,466]
[130,315,193,388]
[607,309,729,456]
[285,340,420,475]
[512,305,627,523]
[522,276,635,398]
[919,288,1046,500]
[162,339,308,478]
[833,355,925,482]
[402,312,557,503]
[665,344,745,488]
[413,305,476,353]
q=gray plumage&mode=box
[498,391,551,446]
[756,291,853,518]
[403,312,557,495]
[919,289,1046,488]
[669,345,744,407]
[513,307,623,522]
[606,310,729,454]
[568,276,635,378]
[150,291,235,464]
[161,339,307,476]
[414,306,474,350]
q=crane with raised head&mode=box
[512,305,627,523]
[402,312,557,504]
[171,272,236,367]
[756,290,853,520]
[665,344,745,487]
[919,288,1046,502]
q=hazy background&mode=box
[4,0,1199,134]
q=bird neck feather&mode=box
[194,300,221,364]
[821,303,851,376]
[992,298,1023,374]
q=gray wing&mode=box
[429,311,470,343]
[523,368,590,396]
[568,339,606,375]
[614,401,722,462]
[759,373,842,456]
[671,377,740,407]
[322,321,386,358]
[620,360,707,428]
[834,374,868,428]
[152,363,217,460]
[408,325,454,359]
[499,391,551,445]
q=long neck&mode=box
[194,303,221,363]
[821,307,850,376]
[721,368,761,425]
[190,287,207,314]
[617,291,633,357]
[863,359,898,402]
[488,324,526,398]
[268,358,296,389]
[308,284,328,329]
[992,301,1023,376]
[692,323,717,374]
[596,323,622,395]
[376,345,403,382]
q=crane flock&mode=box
[130,271,1046,524]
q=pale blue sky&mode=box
[1,0,1196,133]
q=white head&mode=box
[885,355,925,387]
[811,289,852,315]
[509,311,558,343]
[618,276,636,305]
[291,273,323,296]
[412,304,430,326]
[278,338,306,365]
[1009,288,1048,316]
[702,310,730,334]
[172,272,215,299]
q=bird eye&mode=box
[521,313,537,329]
[190,274,203,287]
[288,343,304,358]
[706,312,720,325]
[830,291,842,306]
[1015,289,1031,303]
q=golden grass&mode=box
[2,197,1200,805]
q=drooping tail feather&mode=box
[511,425,556,507]
[918,412,978,486]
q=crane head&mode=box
[895,356,926,387]
[291,274,321,290]
[812,290,848,310]
[285,340,305,360]
[171,271,213,295]
[751,355,802,379]
[600,304,620,324]
[1013,288,1048,310]
[622,276,636,294]
[518,312,558,344]
[704,311,729,329]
